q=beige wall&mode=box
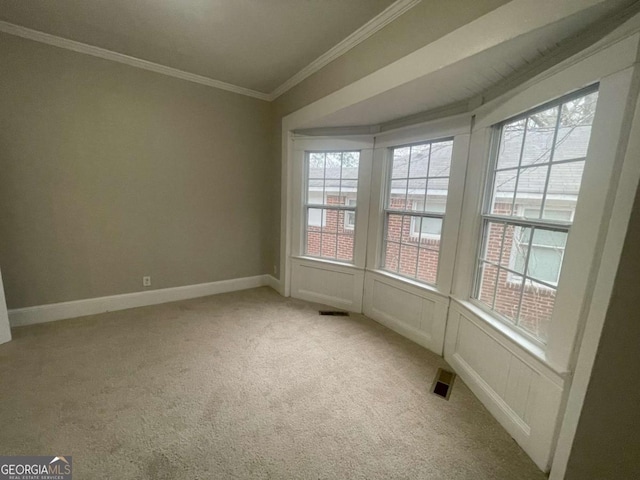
[269,0,511,277]
[0,33,275,309]
[564,186,640,479]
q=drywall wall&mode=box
[563,186,640,479]
[0,33,275,309]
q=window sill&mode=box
[367,268,448,299]
[292,255,362,271]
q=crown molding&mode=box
[0,0,420,103]
[268,0,421,101]
[0,20,271,101]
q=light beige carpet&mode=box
[0,287,545,479]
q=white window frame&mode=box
[471,86,598,346]
[379,137,454,286]
[303,149,360,262]
[365,115,471,296]
[290,136,374,269]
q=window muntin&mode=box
[474,87,599,344]
[382,139,453,285]
[304,151,360,262]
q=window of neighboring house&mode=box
[344,198,357,230]
[510,208,573,285]
[473,87,598,344]
[304,150,360,262]
[381,138,453,285]
[411,202,446,237]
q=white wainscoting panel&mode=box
[444,301,567,471]
[363,271,449,355]
[290,258,364,312]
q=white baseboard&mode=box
[9,274,280,327]
[265,274,282,294]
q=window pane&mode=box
[307,180,323,204]
[542,161,584,220]
[518,280,556,343]
[321,233,336,257]
[521,106,558,167]
[386,214,403,242]
[513,164,548,219]
[392,147,410,178]
[341,152,360,178]
[476,261,499,309]
[496,119,525,170]
[510,226,532,275]
[340,180,358,205]
[322,209,338,233]
[527,228,567,284]
[307,207,323,229]
[491,170,517,215]
[388,179,408,209]
[481,222,506,265]
[344,210,356,230]
[417,248,439,284]
[420,217,443,237]
[553,92,598,162]
[336,234,354,262]
[429,140,453,177]
[409,143,430,178]
[398,244,418,277]
[401,215,416,244]
[494,269,522,323]
[309,152,325,172]
[306,230,321,256]
[407,178,427,212]
[426,177,449,212]
[384,241,400,271]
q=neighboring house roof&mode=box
[308,126,590,199]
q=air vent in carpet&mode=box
[319,310,349,316]
[431,368,456,400]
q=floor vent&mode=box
[431,368,456,400]
[319,310,349,316]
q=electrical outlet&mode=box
[143,276,151,287]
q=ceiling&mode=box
[307,0,637,129]
[0,0,396,94]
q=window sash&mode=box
[303,150,361,263]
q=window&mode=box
[474,87,599,343]
[304,150,360,262]
[381,139,453,285]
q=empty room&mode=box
[1,0,639,478]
